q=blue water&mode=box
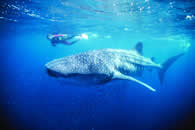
[0,0,194,130]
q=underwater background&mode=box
[0,0,194,130]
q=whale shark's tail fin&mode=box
[159,53,185,84]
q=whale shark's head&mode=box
[45,58,68,78]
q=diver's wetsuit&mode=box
[48,34,80,46]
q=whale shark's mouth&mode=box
[46,67,114,84]
[46,69,59,78]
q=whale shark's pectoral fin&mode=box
[113,72,156,92]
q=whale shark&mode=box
[45,43,184,92]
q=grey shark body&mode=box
[45,46,184,92]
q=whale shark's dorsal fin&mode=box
[134,42,143,55]
[151,57,155,62]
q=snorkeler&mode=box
[47,33,82,46]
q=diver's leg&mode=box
[66,35,76,40]
[66,39,80,45]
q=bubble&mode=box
[105,35,111,39]
[124,27,129,31]
[180,41,191,52]
[186,15,194,20]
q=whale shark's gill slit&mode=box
[135,63,145,71]
[138,65,144,71]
